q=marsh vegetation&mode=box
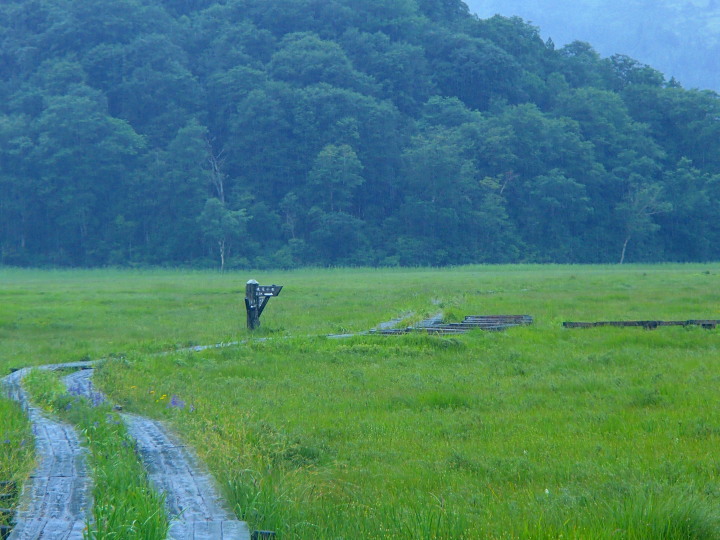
[2,265,720,538]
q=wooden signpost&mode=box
[245,279,283,330]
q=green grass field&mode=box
[2,265,720,538]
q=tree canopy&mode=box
[1,0,719,268]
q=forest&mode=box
[1,0,720,268]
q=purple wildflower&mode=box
[168,395,185,409]
[90,391,105,407]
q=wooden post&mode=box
[245,279,260,330]
[245,280,283,330]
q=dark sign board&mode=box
[257,285,283,297]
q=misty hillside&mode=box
[468,0,720,91]
[1,0,720,269]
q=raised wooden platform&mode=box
[371,315,533,336]
[563,320,720,330]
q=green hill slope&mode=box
[1,0,719,268]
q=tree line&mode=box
[1,0,720,268]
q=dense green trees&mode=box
[1,0,719,268]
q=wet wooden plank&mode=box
[371,314,533,336]
[563,319,720,329]
[2,365,93,540]
[65,370,249,539]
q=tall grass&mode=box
[4,264,720,537]
[0,398,33,527]
[98,326,720,538]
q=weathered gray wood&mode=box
[245,280,260,330]
[64,369,250,540]
[464,315,533,325]
[5,359,252,540]
[370,314,533,336]
[244,280,282,330]
[126,414,250,539]
[6,518,86,539]
[1,365,94,540]
[190,521,224,540]
[563,319,720,329]
[415,313,445,328]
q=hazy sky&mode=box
[464,0,622,48]
[463,0,720,90]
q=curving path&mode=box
[63,369,250,540]
[2,315,421,538]
[1,363,94,540]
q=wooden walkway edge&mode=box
[370,314,533,336]
[563,319,720,329]
[2,364,94,540]
[63,369,250,540]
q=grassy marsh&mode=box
[2,264,720,538]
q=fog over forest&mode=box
[467,0,720,91]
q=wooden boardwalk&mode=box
[370,314,533,335]
[563,319,720,329]
[2,364,93,540]
[2,363,249,539]
[64,369,250,540]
